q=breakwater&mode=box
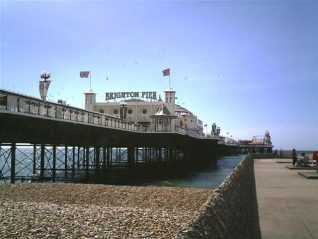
[179,154,261,239]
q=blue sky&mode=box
[1,0,317,150]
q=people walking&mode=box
[292,149,297,166]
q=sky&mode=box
[0,0,317,150]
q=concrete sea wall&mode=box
[179,154,261,239]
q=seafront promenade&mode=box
[254,158,318,239]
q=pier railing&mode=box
[0,89,210,139]
[0,89,138,131]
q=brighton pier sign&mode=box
[105,91,157,101]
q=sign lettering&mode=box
[105,91,157,101]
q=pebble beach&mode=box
[0,183,213,238]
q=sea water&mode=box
[142,155,244,189]
[0,145,244,189]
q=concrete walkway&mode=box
[254,158,318,239]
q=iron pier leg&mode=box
[64,146,68,178]
[82,147,86,169]
[11,143,16,184]
[106,147,110,168]
[159,148,162,162]
[72,146,75,178]
[52,145,56,182]
[116,148,119,164]
[128,147,135,167]
[93,148,96,167]
[86,147,90,179]
[95,146,100,176]
[77,146,80,170]
[33,144,36,176]
[135,147,139,165]
[169,148,173,161]
[40,144,45,182]
[102,146,106,171]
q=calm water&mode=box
[0,145,244,189]
[142,155,244,189]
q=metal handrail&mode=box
[0,89,138,132]
[0,89,210,139]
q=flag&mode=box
[162,68,170,76]
[80,71,90,78]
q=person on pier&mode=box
[292,149,297,166]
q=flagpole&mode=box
[89,70,92,90]
[169,74,171,89]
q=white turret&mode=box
[164,88,176,131]
[84,89,96,111]
[264,130,272,146]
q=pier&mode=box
[0,89,218,184]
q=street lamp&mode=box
[39,71,51,101]
[40,71,51,81]
[120,102,127,122]
[204,123,208,136]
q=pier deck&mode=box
[254,158,318,239]
[0,90,217,184]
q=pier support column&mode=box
[52,145,56,182]
[85,147,90,179]
[102,146,106,171]
[40,144,45,181]
[64,146,68,178]
[128,147,135,167]
[169,147,174,162]
[135,147,139,164]
[33,144,36,176]
[106,147,110,168]
[72,146,75,178]
[159,148,162,162]
[77,146,80,170]
[11,143,16,184]
[82,147,86,169]
[95,146,100,175]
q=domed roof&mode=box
[175,104,194,116]
[224,137,238,145]
[122,98,145,102]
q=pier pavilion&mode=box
[85,88,204,137]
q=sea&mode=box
[0,146,245,189]
[3,149,314,188]
[141,155,244,189]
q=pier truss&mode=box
[0,143,215,184]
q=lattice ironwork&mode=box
[0,146,11,183]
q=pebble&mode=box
[0,183,213,238]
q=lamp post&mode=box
[39,71,51,101]
[120,102,127,122]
